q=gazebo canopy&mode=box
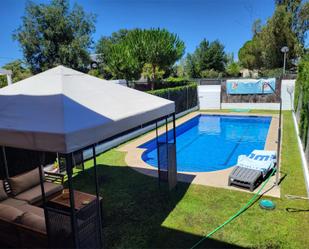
[0,66,175,153]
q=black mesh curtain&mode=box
[0,147,56,178]
[156,114,177,190]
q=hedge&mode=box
[151,77,190,90]
[294,55,309,148]
[148,83,198,114]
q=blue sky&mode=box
[0,0,275,67]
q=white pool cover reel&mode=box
[0,66,175,153]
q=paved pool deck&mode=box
[118,111,281,198]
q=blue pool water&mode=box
[139,114,272,172]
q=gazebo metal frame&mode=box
[1,111,177,248]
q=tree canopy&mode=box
[96,28,185,87]
[239,4,301,70]
[239,0,308,71]
[184,39,227,78]
[14,0,96,73]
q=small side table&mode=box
[48,190,99,212]
[46,190,103,248]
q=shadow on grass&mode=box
[71,164,248,249]
[286,207,309,212]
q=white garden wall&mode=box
[221,103,280,110]
[281,79,295,110]
[198,79,296,111]
[198,85,221,109]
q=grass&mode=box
[72,111,309,249]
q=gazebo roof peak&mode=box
[0,65,175,153]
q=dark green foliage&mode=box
[0,60,32,88]
[226,62,241,77]
[95,29,129,80]
[96,28,185,85]
[14,0,96,73]
[294,55,309,147]
[238,5,300,70]
[184,39,227,78]
[258,68,283,78]
[105,40,142,82]
[276,0,309,46]
[148,83,198,113]
[238,40,263,70]
[163,77,190,87]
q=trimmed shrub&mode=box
[259,68,283,78]
[148,83,198,113]
[294,56,309,147]
[152,77,190,89]
[200,69,223,78]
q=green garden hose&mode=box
[190,167,276,249]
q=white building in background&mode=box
[240,69,259,78]
[0,69,12,86]
[107,79,127,87]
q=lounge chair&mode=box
[228,150,276,191]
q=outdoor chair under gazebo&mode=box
[0,66,177,248]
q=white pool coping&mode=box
[118,111,281,198]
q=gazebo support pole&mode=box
[173,113,176,146]
[155,121,161,187]
[165,117,169,183]
[173,113,178,189]
[92,145,103,248]
[38,152,51,247]
[1,146,9,178]
[66,153,79,248]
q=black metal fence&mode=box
[149,84,198,113]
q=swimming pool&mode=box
[139,114,272,172]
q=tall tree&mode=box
[105,40,142,84]
[14,0,96,73]
[184,39,227,78]
[275,0,309,48]
[239,5,300,70]
[95,29,130,79]
[126,28,185,89]
[103,28,185,88]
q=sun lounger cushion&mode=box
[0,197,44,217]
[14,182,63,204]
[19,212,46,232]
[0,203,24,222]
[237,150,276,177]
[0,180,8,201]
[18,204,45,217]
[0,197,27,208]
[8,167,45,196]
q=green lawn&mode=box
[72,111,309,249]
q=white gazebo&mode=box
[0,66,177,248]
